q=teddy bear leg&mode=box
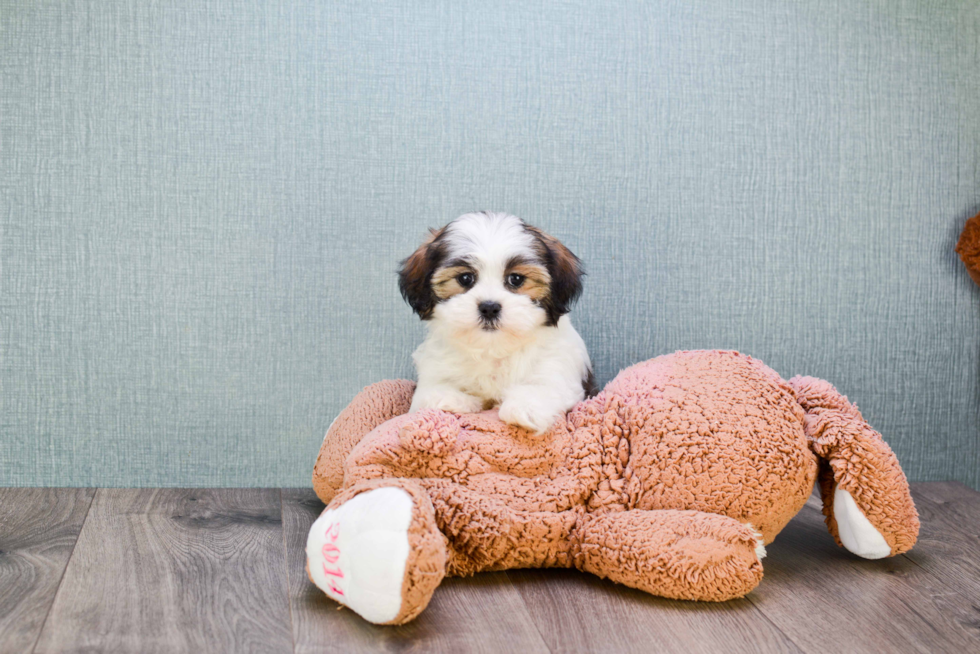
[828,475,890,559]
[420,479,583,574]
[573,509,766,602]
[789,376,919,558]
[313,379,416,503]
[306,478,446,625]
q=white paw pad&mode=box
[833,487,891,559]
[306,487,414,624]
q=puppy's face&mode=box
[399,212,583,338]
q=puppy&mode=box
[398,212,594,434]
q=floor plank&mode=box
[907,481,980,596]
[0,488,94,654]
[746,497,980,654]
[33,489,292,654]
[903,483,980,621]
[4,483,976,653]
[507,568,799,654]
[281,489,550,654]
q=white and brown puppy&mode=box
[398,212,594,434]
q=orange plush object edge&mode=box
[956,211,980,286]
[306,350,919,625]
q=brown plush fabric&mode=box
[310,350,919,622]
[600,352,816,543]
[788,375,919,555]
[574,509,764,601]
[312,379,415,503]
[956,211,980,286]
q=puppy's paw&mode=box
[498,397,559,435]
[411,388,484,415]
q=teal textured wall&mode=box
[1,0,978,487]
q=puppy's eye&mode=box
[456,272,475,288]
[507,273,525,288]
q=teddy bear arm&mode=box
[573,509,765,601]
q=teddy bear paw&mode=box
[306,487,415,623]
[833,486,891,559]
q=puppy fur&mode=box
[399,212,593,434]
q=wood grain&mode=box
[747,497,980,653]
[281,488,549,654]
[903,483,980,623]
[32,489,292,654]
[3,483,977,653]
[0,488,94,654]
[507,567,799,654]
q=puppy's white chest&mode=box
[462,356,517,401]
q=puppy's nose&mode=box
[478,301,502,320]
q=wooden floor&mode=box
[1,483,978,654]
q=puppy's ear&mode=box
[398,227,447,319]
[526,225,584,326]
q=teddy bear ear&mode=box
[398,227,448,319]
[955,211,980,287]
[525,225,585,326]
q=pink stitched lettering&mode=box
[322,542,340,564]
[321,520,344,593]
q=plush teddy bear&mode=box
[957,211,980,286]
[306,350,919,625]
